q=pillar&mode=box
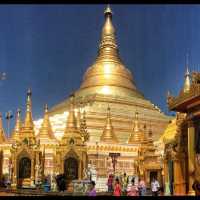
[173,158,186,195]
[164,159,170,195]
[187,120,195,195]
[11,153,17,189]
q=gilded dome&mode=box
[78,5,144,99]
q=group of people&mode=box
[106,173,161,196]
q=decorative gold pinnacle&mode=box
[65,94,77,131]
[0,113,6,143]
[97,4,120,63]
[183,67,191,93]
[62,94,83,144]
[11,109,22,141]
[128,112,145,144]
[23,88,34,129]
[21,89,35,143]
[104,4,112,15]
[38,104,55,140]
[100,105,118,143]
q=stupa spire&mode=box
[62,94,83,144]
[96,4,121,63]
[24,88,34,129]
[21,89,35,143]
[128,112,144,144]
[0,113,6,143]
[38,104,55,140]
[11,109,22,141]
[183,53,191,93]
[65,94,77,131]
[100,105,118,143]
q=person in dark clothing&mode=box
[55,174,67,192]
[60,175,66,192]
[192,180,200,196]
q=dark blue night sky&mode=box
[0,4,199,134]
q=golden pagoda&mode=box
[31,5,170,184]
[0,5,171,191]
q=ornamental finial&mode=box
[45,104,48,113]
[23,88,34,129]
[104,4,112,16]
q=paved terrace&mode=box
[0,188,154,196]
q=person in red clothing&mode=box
[113,178,122,196]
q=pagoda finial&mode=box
[38,104,55,140]
[104,4,112,16]
[128,112,145,144]
[183,64,191,94]
[96,5,121,63]
[11,108,22,141]
[21,89,35,143]
[24,88,34,129]
[100,105,118,143]
[66,94,77,130]
[45,104,48,113]
[0,113,6,143]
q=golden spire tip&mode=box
[185,67,190,76]
[104,4,112,16]
[27,88,32,96]
[45,104,48,112]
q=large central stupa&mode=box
[34,6,170,144]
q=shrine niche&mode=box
[19,157,31,179]
[64,157,78,180]
[15,149,34,188]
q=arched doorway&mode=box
[18,157,31,187]
[64,157,78,180]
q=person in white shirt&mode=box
[151,177,160,196]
